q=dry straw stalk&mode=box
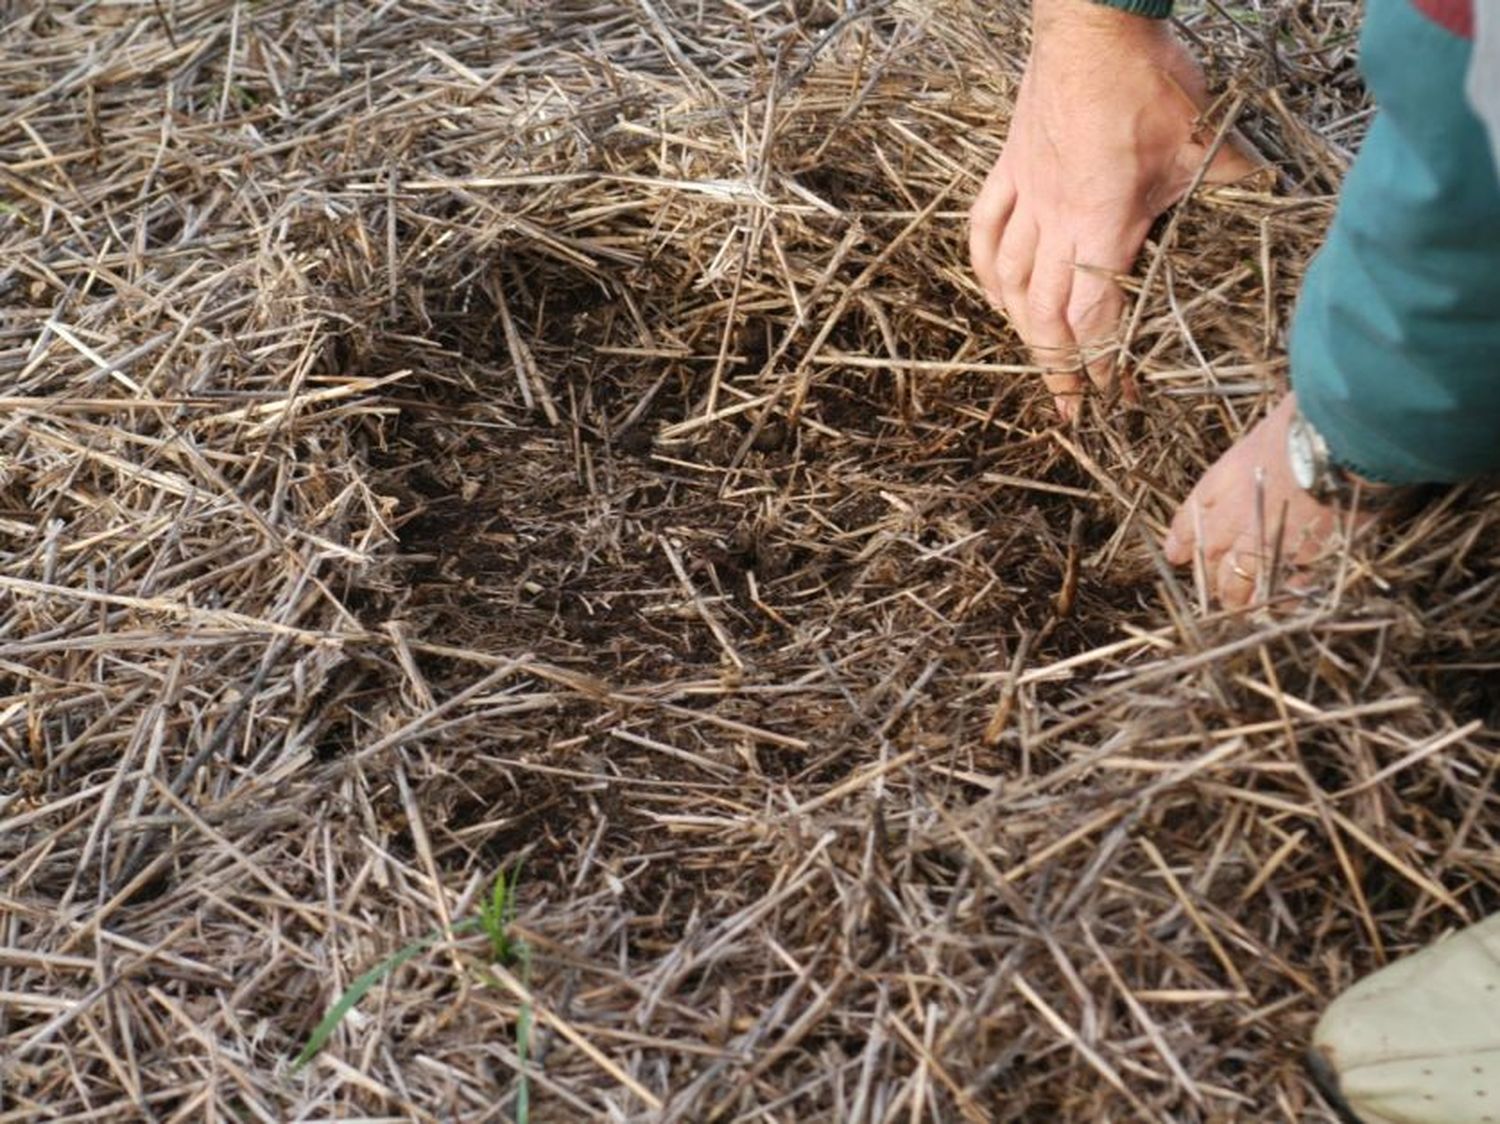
[1,1,1495,1120]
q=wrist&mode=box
[1286,404,1406,510]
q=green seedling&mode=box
[294,865,532,1110]
[515,969,533,1124]
[478,863,522,964]
[292,918,478,1070]
[475,864,532,1121]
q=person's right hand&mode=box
[969,0,1261,420]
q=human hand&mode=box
[969,0,1261,420]
[1163,394,1369,608]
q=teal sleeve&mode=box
[1090,0,1173,16]
[1289,1,1500,484]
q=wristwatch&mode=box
[1286,409,1398,508]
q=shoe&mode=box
[1309,914,1500,1124]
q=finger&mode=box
[1154,130,1269,218]
[1164,478,1225,567]
[1216,550,1258,610]
[994,213,1039,341]
[1283,566,1319,599]
[1289,506,1348,569]
[969,162,1018,309]
[1025,239,1083,420]
[1204,128,1267,186]
[1065,253,1129,393]
[1163,499,1196,566]
[1167,496,1217,605]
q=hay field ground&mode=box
[2,1,1498,1120]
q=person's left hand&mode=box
[1163,393,1356,608]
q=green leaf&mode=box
[515,942,533,1124]
[293,917,479,1071]
[480,865,521,963]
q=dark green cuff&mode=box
[1090,0,1173,17]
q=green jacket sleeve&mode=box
[1091,0,1173,16]
[1290,1,1500,484]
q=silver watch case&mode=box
[1286,409,1400,509]
[1286,409,1337,500]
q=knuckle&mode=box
[994,246,1028,283]
[1068,291,1119,333]
[1023,287,1064,326]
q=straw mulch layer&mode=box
[3,1,1496,1120]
